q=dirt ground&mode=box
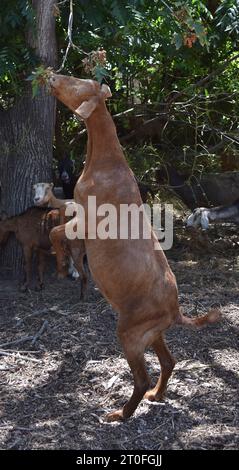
[0,225,238,450]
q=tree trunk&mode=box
[0,0,56,276]
[55,106,65,160]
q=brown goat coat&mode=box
[49,219,87,299]
[0,208,57,289]
[33,185,87,287]
[49,74,220,421]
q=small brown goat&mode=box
[0,207,61,290]
[48,73,221,422]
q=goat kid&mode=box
[48,73,221,422]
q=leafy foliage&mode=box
[26,66,53,97]
[0,0,36,107]
[1,0,239,180]
[215,0,239,38]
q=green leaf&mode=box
[173,32,183,50]
[93,65,109,83]
[32,81,40,98]
[194,23,205,36]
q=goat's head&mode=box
[186,207,210,230]
[33,182,54,206]
[48,73,112,119]
[58,157,75,184]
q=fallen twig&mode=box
[0,335,34,349]
[31,307,50,317]
[31,320,49,346]
[0,350,42,363]
[0,348,41,354]
[0,425,37,431]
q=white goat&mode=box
[187,198,239,229]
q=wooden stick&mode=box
[0,348,41,354]
[31,320,49,346]
[0,335,34,349]
[0,350,42,363]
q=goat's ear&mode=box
[186,213,194,227]
[101,84,112,99]
[74,98,97,119]
[200,211,209,230]
[50,182,54,189]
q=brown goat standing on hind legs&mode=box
[48,72,221,422]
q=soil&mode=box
[0,223,238,450]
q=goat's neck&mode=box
[83,104,126,172]
[48,193,66,208]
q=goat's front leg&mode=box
[36,250,45,290]
[50,226,68,279]
[70,240,88,300]
[20,246,32,291]
[59,205,67,225]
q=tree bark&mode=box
[0,0,57,276]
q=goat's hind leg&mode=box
[105,329,151,422]
[144,334,175,402]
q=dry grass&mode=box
[0,225,238,450]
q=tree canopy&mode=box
[1,0,239,179]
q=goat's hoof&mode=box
[19,284,28,293]
[104,409,125,423]
[35,284,44,292]
[57,273,66,280]
[71,272,80,280]
[144,389,164,402]
[80,292,87,302]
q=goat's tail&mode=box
[176,308,221,328]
